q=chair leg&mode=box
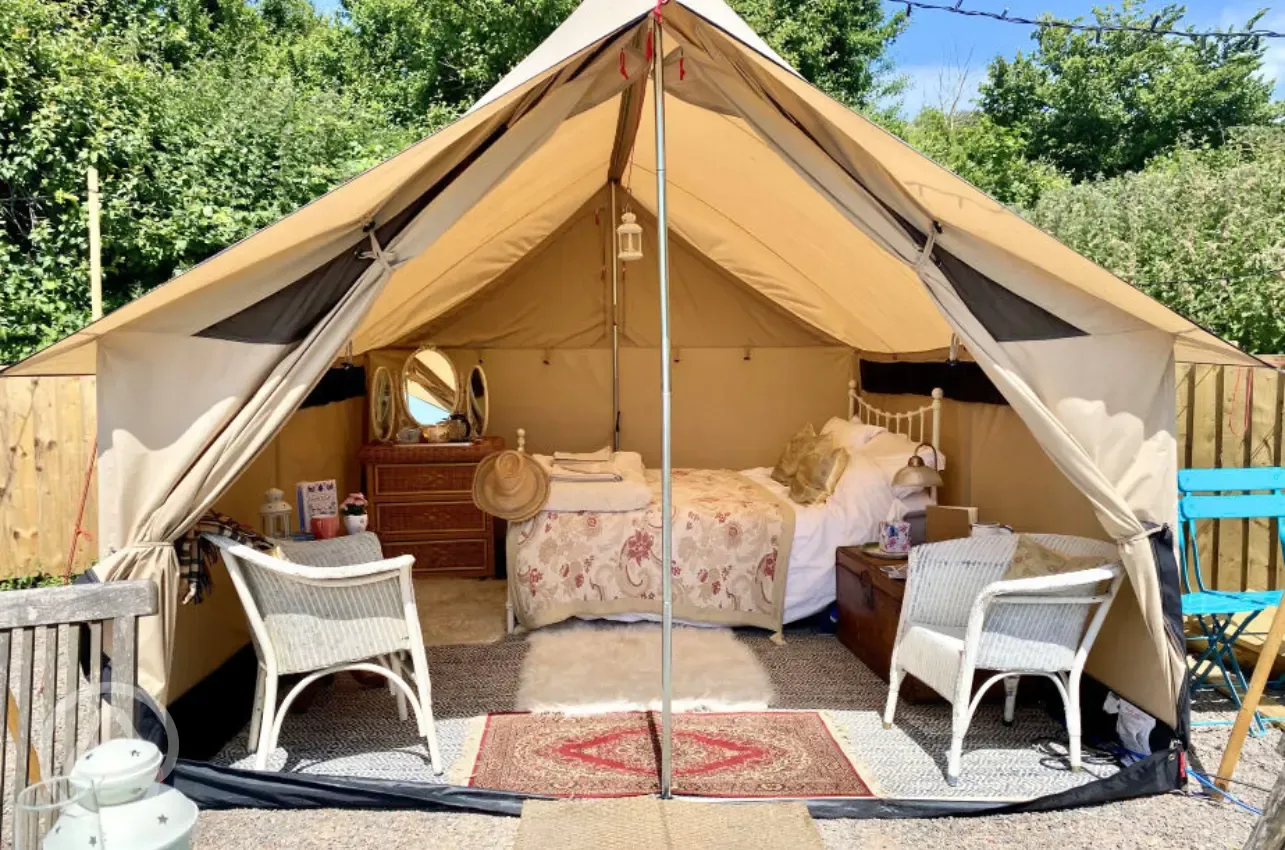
[883,663,903,730]
[248,664,267,754]
[947,667,976,786]
[254,673,278,771]
[1066,672,1082,772]
[409,644,443,775]
[1003,677,1019,726]
[386,655,409,722]
[506,597,516,634]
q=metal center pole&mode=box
[610,181,621,451]
[652,15,675,800]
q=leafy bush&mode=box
[0,573,66,592]
[1025,127,1285,354]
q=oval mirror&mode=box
[467,364,489,437]
[402,347,460,427]
[370,366,395,442]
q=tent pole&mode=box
[652,13,674,801]
[610,180,621,451]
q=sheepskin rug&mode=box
[516,624,775,714]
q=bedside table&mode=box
[835,546,938,703]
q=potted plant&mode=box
[340,493,368,535]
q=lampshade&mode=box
[891,445,944,490]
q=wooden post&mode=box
[1245,744,1285,850]
[87,166,102,321]
[1216,600,1285,793]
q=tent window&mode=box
[934,249,1088,342]
[859,359,1007,405]
[197,247,372,345]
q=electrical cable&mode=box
[898,2,1283,43]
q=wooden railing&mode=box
[0,579,157,846]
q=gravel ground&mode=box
[195,725,1282,850]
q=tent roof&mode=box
[1,0,1263,377]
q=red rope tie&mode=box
[646,29,653,62]
[619,47,629,79]
[679,54,686,81]
[654,0,664,22]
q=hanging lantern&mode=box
[617,210,643,263]
[260,487,293,539]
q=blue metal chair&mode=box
[1177,468,1285,734]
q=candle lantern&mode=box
[616,210,643,262]
[260,487,293,539]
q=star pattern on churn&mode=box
[158,814,169,825]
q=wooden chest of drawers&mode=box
[358,437,505,578]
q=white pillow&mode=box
[859,432,946,498]
[820,417,886,453]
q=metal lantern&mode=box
[616,210,643,263]
[51,739,200,850]
[260,487,293,539]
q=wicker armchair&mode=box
[208,532,442,774]
[882,534,1124,786]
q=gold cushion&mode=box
[1003,535,1110,582]
[771,423,817,485]
[789,440,849,505]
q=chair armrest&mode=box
[980,564,1121,602]
[227,544,414,582]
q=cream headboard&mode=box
[848,380,943,455]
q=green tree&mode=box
[1026,127,1285,354]
[904,108,1067,208]
[980,1,1275,182]
[731,0,907,111]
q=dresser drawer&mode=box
[382,539,491,577]
[375,500,488,537]
[372,463,476,497]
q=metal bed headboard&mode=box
[848,380,943,454]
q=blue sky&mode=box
[311,1,1285,114]
[884,1,1285,115]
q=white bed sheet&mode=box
[587,453,931,629]
[741,454,932,623]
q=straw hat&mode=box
[473,450,550,522]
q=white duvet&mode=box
[741,452,933,623]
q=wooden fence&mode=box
[1178,360,1285,594]
[1,365,1284,584]
[0,378,97,580]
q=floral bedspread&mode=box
[507,469,796,635]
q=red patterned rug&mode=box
[457,711,876,798]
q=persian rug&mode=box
[414,578,508,645]
[456,710,877,798]
[516,625,774,713]
[514,798,824,850]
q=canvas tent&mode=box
[1,0,1262,795]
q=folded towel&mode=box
[553,447,613,463]
[551,460,622,482]
[534,451,650,512]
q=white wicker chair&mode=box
[882,534,1124,786]
[207,532,442,774]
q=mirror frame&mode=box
[400,346,461,429]
[467,364,489,437]
[369,365,396,442]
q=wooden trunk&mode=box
[359,437,504,578]
[835,547,939,703]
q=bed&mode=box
[505,382,944,637]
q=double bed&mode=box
[505,383,943,636]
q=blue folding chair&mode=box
[1177,468,1285,734]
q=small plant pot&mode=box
[344,514,368,535]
